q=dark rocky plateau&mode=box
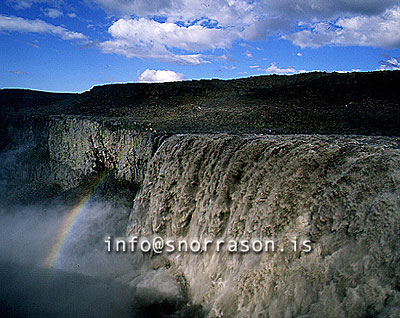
[1,70,399,136]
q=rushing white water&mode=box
[128,134,400,318]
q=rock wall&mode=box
[46,117,165,189]
[0,115,166,201]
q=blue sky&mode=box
[1,0,400,92]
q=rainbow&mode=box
[44,170,110,268]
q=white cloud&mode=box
[286,7,400,49]
[89,0,400,48]
[91,0,257,27]
[336,69,361,73]
[43,8,63,18]
[297,52,302,56]
[265,0,399,19]
[100,39,207,65]
[249,65,259,68]
[91,0,399,31]
[265,63,305,74]
[67,12,77,18]
[107,18,237,51]
[100,17,239,64]
[138,69,186,82]
[379,57,400,70]
[91,0,400,63]
[0,15,87,41]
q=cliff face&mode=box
[46,117,165,189]
[0,115,165,203]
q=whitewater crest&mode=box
[128,134,400,318]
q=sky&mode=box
[1,0,400,92]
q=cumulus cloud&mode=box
[107,18,237,51]
[91,0,257,27]
[100,17,239,64]
[0,15,87,41]
[91,0,399,29]
[92,0,400,52]
[91,0,278,64]
[101,39,207,65]
[266,0,399,20]
[265,63,305,74]
[286,6,400,49]
[8,0,396,66]
[138,69,186,83]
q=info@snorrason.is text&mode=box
[105,236,312,254]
